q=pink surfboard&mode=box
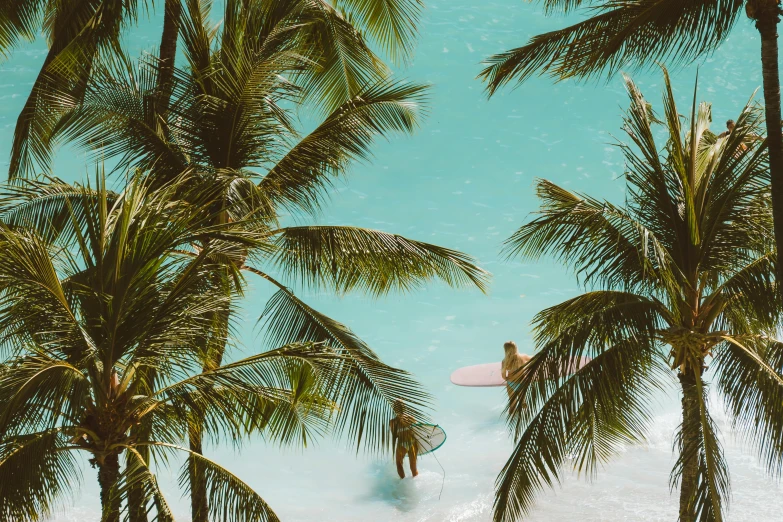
[450,362,506,387]
[450,357,592,387]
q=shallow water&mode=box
[3,1,783,520]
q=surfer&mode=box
[390,399,418,479]
[502,341,531,414]
[717,119,735,138]
[718,119,751,154]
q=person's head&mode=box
[393,399,405,415]
[726,119,735,132]
[503,341,518,355]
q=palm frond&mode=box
[530,291,667,366]
[671,374,729,521]
[142,442,282,522]
[619,74,687,263]
[9,0,130,178]
[0,0,42,57]
[336,0,423,64]
[503,178,678,291]
[151,343,339,445]
[0,176,116,245]
[711,253,778,333]
[0,226,90,361]
[260,79,428,212]
[0,428,82,522]
[258,281,431,453]
[50,51,188,179]
[118,448,175,522]
[292,0,391,112]
[0,355,89,438]
[267,225,489,295]
[479,0,744,95]
[493,339,664,521]
[715,336,783,479]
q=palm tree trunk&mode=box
[188,286,231,522]
[155,0,182,116]
[128,439,149,522]
[678,372,699,522]
[754,2,783,282]
[189,420,210,522]
[128,369,156,522]
[98,453,122,522]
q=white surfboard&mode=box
[450,357,591,387]
[411,423,446,455]
[450,362,506,387]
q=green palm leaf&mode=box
[479,0,744,94]
[119,448,175,522]
[9,0,134,178]
[260,79,428,212]
[494,340,664,521]
[715,336,783,479]
[336,0,423,64]
[268,225,489,295]
[0,428,82,522]
[259,283,432,453]
[156,443,280,522]
[0,0,42,56]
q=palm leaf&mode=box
[136,442,282,522]
[9,0,131,178]
[0,0,42,57]
[503,178,678,291]
[0,355,89,438]
[670,374,729,521]
[493,339,663,521]
[336,0,423,64]
[118,448,175,522]
[715,336,783,479]
[258,281,431,453]
[267,225,489,295]
[150,342,339,445]
[0,428,82,522]
[260,79,428,212]
[293,0,391,112]
[479,0,745,95]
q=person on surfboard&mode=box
[502,341,531,414]
[390,399,418,479]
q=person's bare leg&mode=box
[396,444,406,479]
[408,446,418,477]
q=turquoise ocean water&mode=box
[3,1,783,520]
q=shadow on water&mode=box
[364,461,426,513]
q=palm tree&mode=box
[12,1,490,519]
[0,172,357,522]
[2,0,425,179]
[493,71,783,522]
[479,0,783,285]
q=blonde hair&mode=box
[503,341,518,353]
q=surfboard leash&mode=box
[430,424,445,501]
[432,449,445,500]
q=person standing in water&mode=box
[390,399,418,479]
[501,341,531,415]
